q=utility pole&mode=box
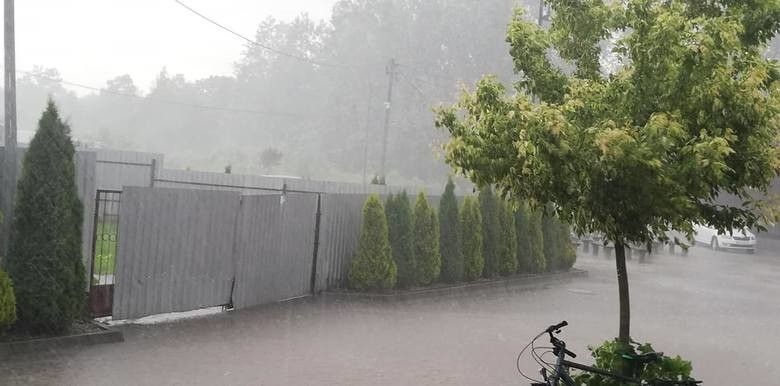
[538,0,549,27]
[378,58,397,185]
[2,0,17,257]
[362,82,372,187]
[533,0,550,105]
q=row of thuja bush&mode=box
[349,178,576,291]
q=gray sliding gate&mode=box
[113,188,240,319]
[232,194,319,308]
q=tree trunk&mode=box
[615,242,630,343]
[614,242,632,377]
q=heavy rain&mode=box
[1,1,780,385]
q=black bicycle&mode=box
[517,321,702,385]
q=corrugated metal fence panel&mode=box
[75,150,97,288]
[153,167,444,196]
[232,195,280,308]
[114,187,240,319]
[156,169,282,195]
[95,149,164,169]
[233,193,318,308]
[94,149,163,191]
[315,194,368,291]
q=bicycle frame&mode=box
[547,346,576,385]
[546,340,638,385]
[526,322,700,386]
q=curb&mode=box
[0,320,124,359]
[321,269,588,302]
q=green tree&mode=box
[349,194,397,291]
[527,207,547,273]
[413,192,441,285]
[542,211,577,271]
[436,0,780,353]
[460,196,484,281]
[258,147,283,172]
[478,186,501,277]
[498,200,518,275]
[0,209,16,335]
[386,192,415,287]
[559,221,577,270]
[542,211,562,271]
[439,177,463,282]
[514,204,532,273]
[6,101,86,333]
[0,267,16,334]
[514,204,548,274]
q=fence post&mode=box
[309,194,323,294]
[88,190,102,289]
[149,159,157,187]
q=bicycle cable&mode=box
[531,338,559,378]
[516,331,546,383]
[533,347,557,367]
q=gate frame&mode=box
[88,189,123,317]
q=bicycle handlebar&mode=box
[545,320,568,333]
[545,321,577,358]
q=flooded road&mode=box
[2,239,779,385]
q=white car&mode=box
[692,223,756,252]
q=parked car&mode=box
[692,223,756,253]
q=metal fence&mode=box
[108,187,368,319]
[232,193,319,308]
[314,194,369,291]
[113,187,240,319]
[94,149,162,191]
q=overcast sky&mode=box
[4,0,336,95]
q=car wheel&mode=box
[711,237,719,250]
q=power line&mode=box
[174,0,374,70]
[13,67,341,119]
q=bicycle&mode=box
[517,321,702,386]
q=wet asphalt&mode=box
[1,238,778,385]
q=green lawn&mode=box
[92,221,117,276]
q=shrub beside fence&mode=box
[348,183,579,292]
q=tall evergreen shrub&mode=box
[386,192,415,287]
[461,197,484,281]
[413,192,440,285]
[439,178,463,282]
[6,101,86,333]
[478,186,500,277]
[348,194,397,291]
[498,200,518,275]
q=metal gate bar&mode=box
[88,189,122,317]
